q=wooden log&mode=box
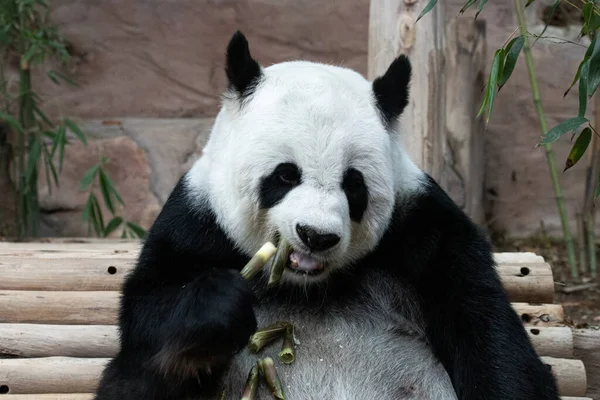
[444,16,487,225]
[512,303,566,327]
[497,262,555,303]
[2,396,589,400]
[526,326,573,358]
[0,357,108,394]
[0,356,584,396]
[0,324,118,358]
[573,328,600,400]
[0,259,555,305]
[0,257,133,291]
[493,252,545,263]
[0,240,546,264]
[367,0,448,188]
[0,323,571,360]
[0,396,591,400]
[541,356,588,397]
[0,395,93,399]
[0,291,118,325]
[0,291,564,326]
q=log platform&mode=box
[0,238,594,399]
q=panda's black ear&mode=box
[225,30,263,99]
[372,54,412,128]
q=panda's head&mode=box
[190,31,424,284]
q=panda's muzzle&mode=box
[288,250,325,276]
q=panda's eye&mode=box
[342,169,365,196]
[275,163,301,185]
[342,168,368,222]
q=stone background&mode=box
[0,0,593,238]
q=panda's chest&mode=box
[219,296,457,400]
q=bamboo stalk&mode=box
[268,238,292,289]
[586,216,597,277]
[586,92,600,278]
[279,324,295,364]
[577,212,588,274]
[257,357,285,400]
[240,242,277,280]
[247,321,288,353]
[240,365,259,400]
[514,0,578,278]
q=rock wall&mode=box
[0,0,594,238]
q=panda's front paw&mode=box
[196,268,258,362]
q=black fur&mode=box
[259,162,302,209]
[94,179,255,399]
[372,54,412,129]
[369,174,560,399]
[94,174,559,400]
[342,167,368,222]
[225,30,263,100]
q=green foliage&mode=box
[420,0,600,195]
[477,36,525,122]
[565,127,593,171]
[0,0,145,239]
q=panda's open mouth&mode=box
[287,250,326,277]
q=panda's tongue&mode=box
[289,251,324,272]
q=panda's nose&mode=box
[295,224,340,252]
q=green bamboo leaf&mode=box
[0,111,23,132]
[98,169,115,214]
[25,135,41,185]
[564,43,593,97]
[564,127,592,171]
[126,221,146,238]
[79,164,100,191]
[595,168,600,200]
[460,0,477,13]
[525,0,536,6]
[56,123,66,172]
[41,141,59,187]
[99,168,124,205]
[47,69,79,87]
[587,36,600,97]
[104,216,123,237]
[90,194,104,237]
[32,103,53,127]
[47,70,60,85]
[416,0,437,22]
[499,36,525,89]
[475,0,488,18]
[542,116,589,144]
[63,118,87,145]
[23,44,39,62]
[82,193,94,224]
[478,49,503,123]
[583,2,594,29]
[121,228,128,239]
[579,60,590,118]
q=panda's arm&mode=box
[388,179,560,400]
[115,179,256,390]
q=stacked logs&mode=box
[0,239,591,399]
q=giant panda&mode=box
[94,31,560,400]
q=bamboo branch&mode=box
[514,0,579,278]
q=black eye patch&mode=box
[259,163,302,209]
[342,168,368,222]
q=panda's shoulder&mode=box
[136,176,246,272]
[375,173,493,275]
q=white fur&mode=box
[200,268,457,400]
[186,60,425,284]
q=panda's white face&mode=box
[188,32,423,284]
